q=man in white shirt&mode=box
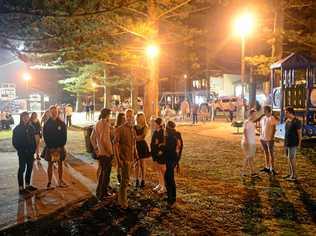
[259,106,278,175]
[65,104,73,127]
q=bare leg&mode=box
[140,159,145,181]
[47,162,53,184]
[58,160,63,184]
[289,157,297,178]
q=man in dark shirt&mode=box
[284,106,302,181]
[12,112,38,194]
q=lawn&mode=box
[0,130,12,140]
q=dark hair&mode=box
[263,106,272,113]
[20,111,29,124]
[166,120,176,130]
[285,106,295,115]
[99,108,111,120]
[249,108,256,115]
[116,113,125,127]
[155,117,163,126]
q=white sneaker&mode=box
[153,184,161,192]
[157,188,166,194]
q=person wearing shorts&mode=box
[284,106,302,181]
[259,106,278,175]
[241,109,257,177]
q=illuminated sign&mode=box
[311,89,316,107]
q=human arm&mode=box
[297,120,302,148]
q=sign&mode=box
[311,88,316,107]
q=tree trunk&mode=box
[75,92,80,112]
[144,0,159,118]
[272,0,284,59]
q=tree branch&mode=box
[157,0,192,19]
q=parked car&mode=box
[214,96,237,112]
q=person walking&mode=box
[150,117,167,194]
[114,113,125,185]
[43,106,67,188]
[90,108,114,200]
[12,112,38,194]
[84,102,90,121]
[241,109,257,177]
[192,104,198,124]
[65,104,73,127]
[30,112,42,160]
[134,113,151,188]
[90,101,95,121]
[228,100,235,122]
[163,121,183,208]
[284,106,302,181]
[259,106,278,175]
[115,109,137,209]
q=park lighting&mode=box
[22,72,31,81]
[233,12,255,38]
[233,10,256,121]
[146,44,159,59]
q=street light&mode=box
[22,72,31,111]
[233,11,256,120]
[184,74,188,98]
[146,44,159,59]
[92,82,96,109]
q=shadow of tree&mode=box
[294,182,316,223]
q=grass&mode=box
[0,130,12,140]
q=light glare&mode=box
[234,12,255,37]
[22,72,31,81]
[146,44,159,58]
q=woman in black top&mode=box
[150,118,166,194]
[134,113,150,188]
[43,106,67,188]
[30,112,42,160]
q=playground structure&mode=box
[270,53,316,140]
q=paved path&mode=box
[0,151,98,231]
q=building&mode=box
[0,83,16,101]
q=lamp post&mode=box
[144,43,160,117]
[184,74,188,99]
[233,11,255,120]
[22,72,31,111]
[92,82,96,110]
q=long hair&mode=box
[116,113,125,127]
[136,112,147,128]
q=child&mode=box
[241,108,257,177]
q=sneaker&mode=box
[26,185,37,191]
[58,180,68,188]
[270,170,277,176]
[287,176,297,181]
[19,188,26,194]
[283,175,291,179]
[260,167,270,173]
[140,180,145,188]
[153,184,161,192]
[157,188,166,194]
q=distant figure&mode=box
[30,112,42,160]
[284,106,302,181]
[241,109,257,177]
[259,106,278,175]
[180,99,190,120]
[191,104,199,124]
[84,102,90,120]
[90,102,95,121]
[90,108,114,200]
[228,100,235,122]
[65,104,73,127]
[12,112,38,194]
[200,103,209,122]
[43,106,67,188]
[0,111,7,129]
[114,113,126,184]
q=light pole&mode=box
[144,43,160,117]
[233,11,255,120]
[22,72,31,111]
[92,82,96,110]
[184,74,188,99]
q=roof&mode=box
[270,53,316,69]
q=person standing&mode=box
[90,101,95,121]
[241,109,257,177]
[114,113,126,185]
[43,106,67,188]
[180,99,190,121]
[228,100,235,122]
[150,117,167,194]
[12,112,38,194]
[163,121,183,208]
[134,113,151,188]
[115,109,137,209]
[84,102,90,121]
[30,112,42,160]
[259,106,278,175]
[65,104,73,127]
[284,106,302,181]
[90,108,114,200]
[192,104,198,124]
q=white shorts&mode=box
[241,142,256,157]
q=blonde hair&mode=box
[136,112,147,127]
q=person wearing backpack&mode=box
[164,121,183,208]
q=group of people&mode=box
[90,108,183,209]
[0,110,14,130]
[83,101,95,121]
[12,105,67,194]
[241,106,302,181]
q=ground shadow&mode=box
[241,177,267,235]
